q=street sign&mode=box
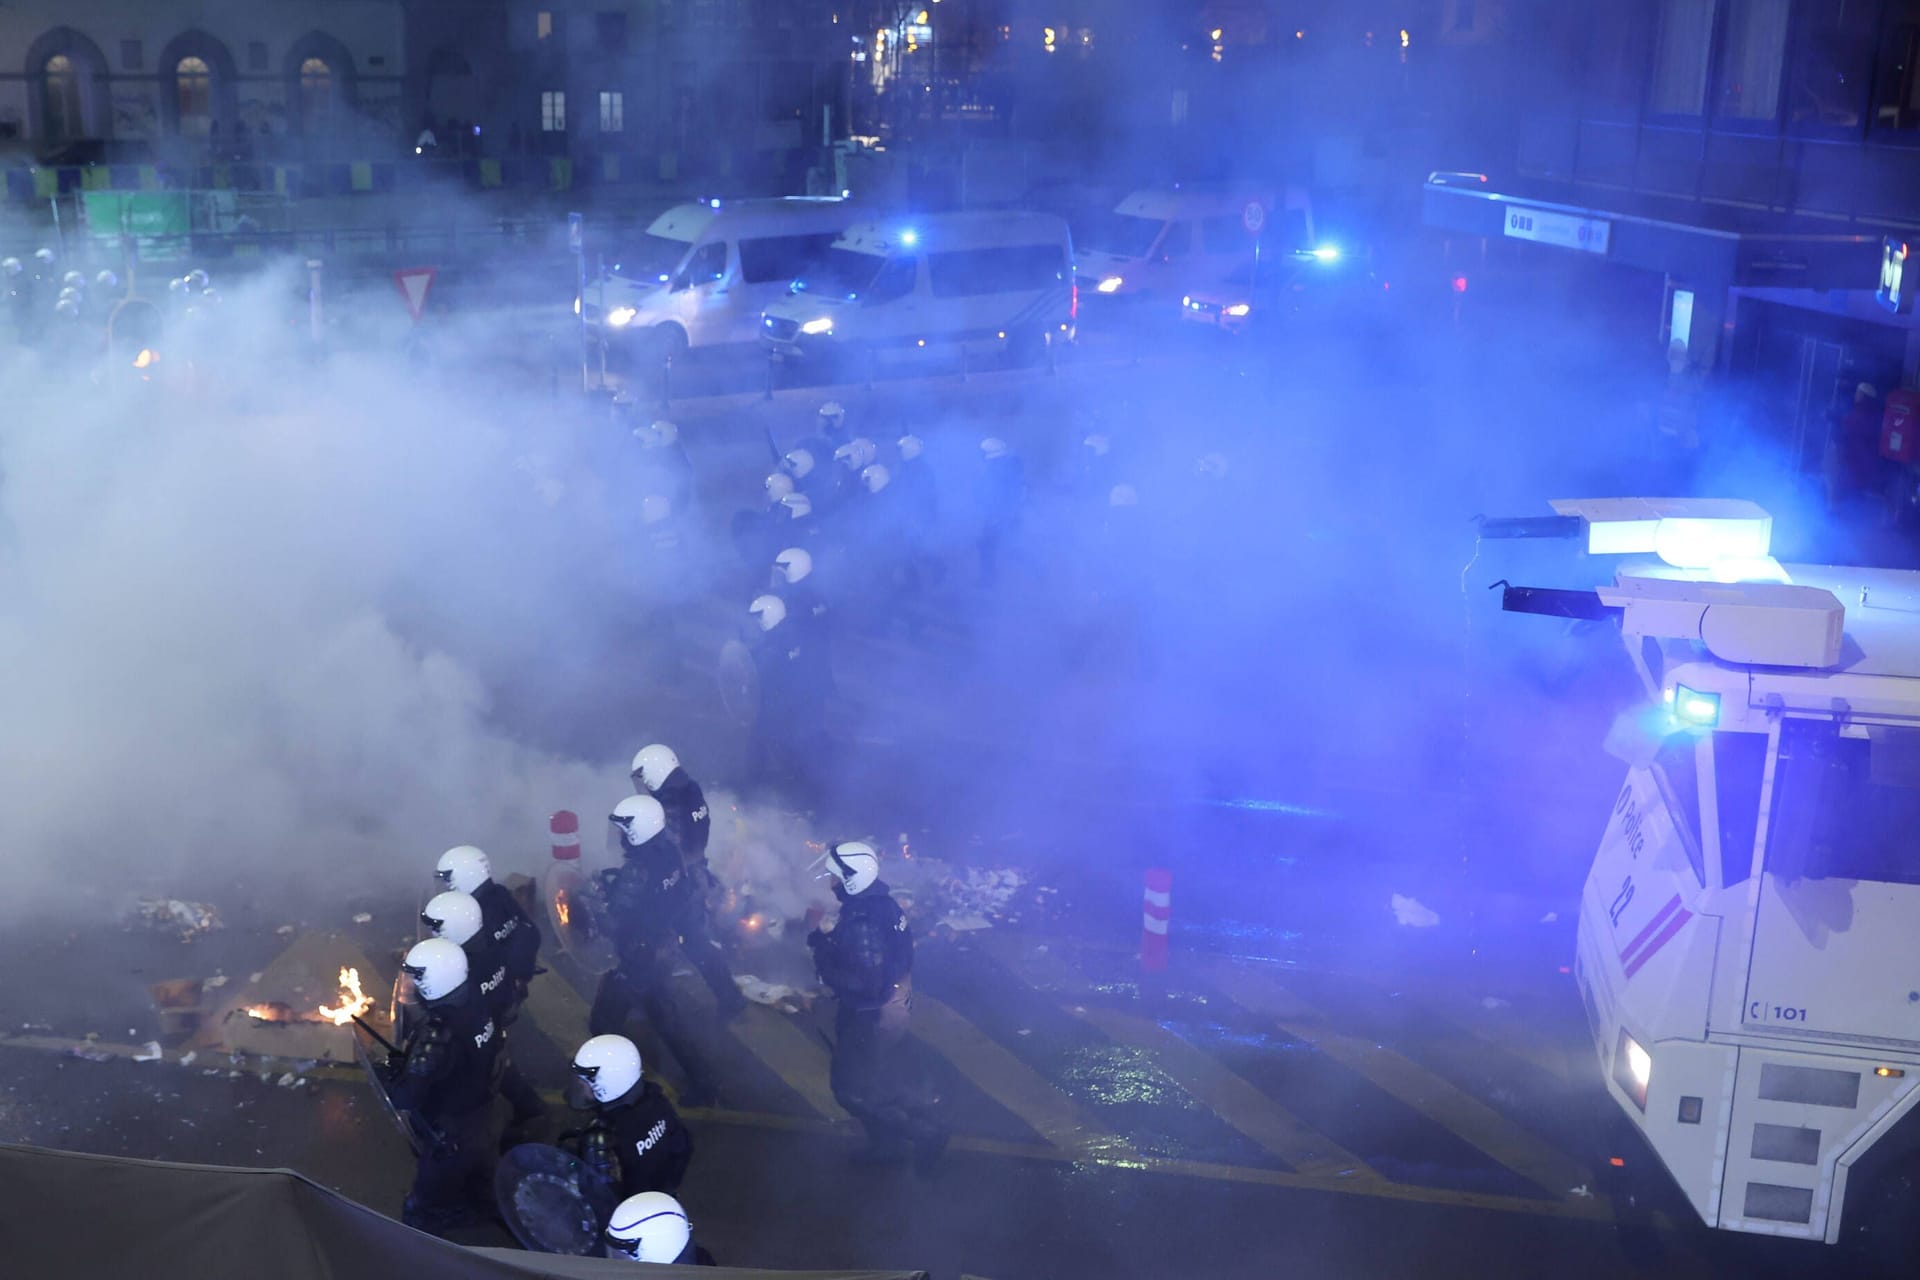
[1501,205,1610,255]
[568,211,584,254]
[1879,238,1912,315]
[1242,200,1267,235]
[392,267,437,323]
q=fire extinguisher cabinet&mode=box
[1882,389,1920,463]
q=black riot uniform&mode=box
[473,879,542,996]
[386,977,504,1234]
[580,1078,694,1198]
[590,827,723,1105]
[653,765,745,1019]
[808,876,945,1166]
[453,923,545,1133]
[745,610,829,793]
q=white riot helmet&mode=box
[773,547,812,585]
[819,840,880,895]
[32,247,55,266]
[400,938,468,1002]
[1109,483,1138,508]
[640,494,673,525]
[897,434,924,461]
[630,743,681,792]
[0,258,20,277]
[95,269,119,292]
[782,448,815,479]
[780,492,812,521]
[980,437,1008,459]
[818,401,846,430]
[62,270,85,290]
[833,438,877,472]
[637,419,679,448]
[609,794,667,854]
[749,593,787,632]
[603,1192,692,1263]
[764,471,795,502]
[420,891,483,946]
[862,464,890,494]
[184,268,210,291]
[435,845,491,894]
[572,1034,643,1104]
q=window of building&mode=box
[1579,0,1652,116]
[1648,0,1715,115]
[248,41,269,73]
[1713,0,1790,120]
[537,11,555,40]
[43,55,81,143]
[1786,1,1874,130]
[1874,3,1920,131]
[541,90,566,131]
[176,56,213,133]
[299,58,335,130]
[597,12,629,53]
[599,91,624,132]
[120,39,143,71]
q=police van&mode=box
[585,197,853,356]
[759,211,1074,365]
[1497,498,1920,1252]
[1073,187,1314,305]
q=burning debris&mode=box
[133,898,222,941]
[214,933,389,1063]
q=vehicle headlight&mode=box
[800,316,834,335]
[1226,303,1251,317]
[573,296,581,316]
[1613,1029,1651,1111]
[1183,296,1195,309]
[1096,276,1124,294]
[606,306,638,328]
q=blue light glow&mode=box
[900,229,919,246]
[1672,683,1720,727]
[1311,245,1340,262]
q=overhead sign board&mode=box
[1502,205,1611,256]
[392,267,437,323]
[1879,237,1912,315]
[1242,201,1267,235]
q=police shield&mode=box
[717,637,759,727]
[543,860,618,975]
[350,1020,425,1157]
[494,1142,619,1255]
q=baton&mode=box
[764,425,783,465]
[351,1014,400,1056]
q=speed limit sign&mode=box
[1242,201,1267,235]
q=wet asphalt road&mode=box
[1,302,1898,1278]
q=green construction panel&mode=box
[211,165,232,190]
[658,152,678,182]
[479,158,502,188]
[550,157,573,191]
[33,168,58,199]
[274,167,290,196]
[350,161,374,191]
[138,166,159,191]
[602,154,621,183]
[82,166,112,191]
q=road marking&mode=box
[911,993,1138,1162]
[0,1034,1611,1221]
[723,1007,850,1122]
[983,936,1380,1181]
[1073,1004,1381,1182]
[1208,965,1597,1204]
[520,968,594,1050]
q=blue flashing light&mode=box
[900,229,918,246]
[1310,245,1340,262]
[1673,683,1720,728]
[709,198,722,209]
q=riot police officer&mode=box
[435,844,541,1004]
[420,888,545,1139]
[808,841,946,1170]
[603,1191,715,1264]
[571,1035,694,1197]
[591,795,723,1106]
[386,937,504,1235]
[631,744,744,1020]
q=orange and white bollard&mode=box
[550,810,580,861]
[1141,868,1172,971]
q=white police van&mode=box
[760,210,1074,366]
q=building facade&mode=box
[1425,0,1920,477]
[0,0,407,162]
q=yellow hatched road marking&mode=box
[1208,965,1596,1203]
[911,993,1138,1162]
[724,1006,850,1122]
[1073,1004,1382,1182]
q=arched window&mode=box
[176,56,212,134]
[298,56,334,129]
[43,54,82,142]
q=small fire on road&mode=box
[241,967,372,1027]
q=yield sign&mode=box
[393,267,437,323]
